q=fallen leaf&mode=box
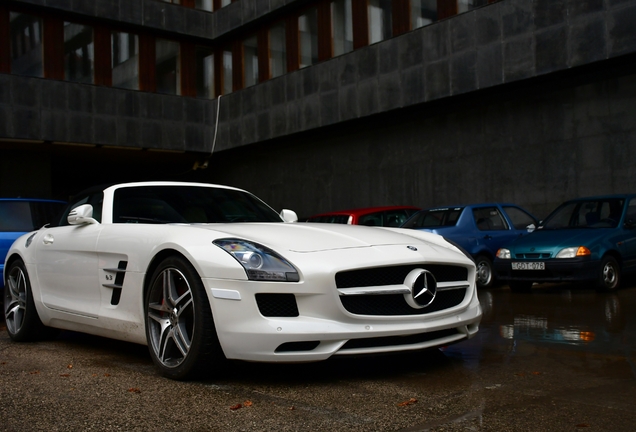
[397,398,418,407]
[243,400,253,407]
[532,371,542,375]
[30,370,40,375]
[289,406,295,411]
[230,404,243,411]
[67,364,73,369]
[128,388,141,393]
[104,373,111,377]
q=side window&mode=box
[59,193,104,226]
[359,212,383,226]
[503,206,537,230]
[384,210,409,227]
[473,207,508,231]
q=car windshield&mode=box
[112,186,283,224]
[402,207,464,229]
[542,198,625,229]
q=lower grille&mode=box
[515,253,551,259]
[341,328,461,350]
[255,293,299,317]
[340,289,467,316]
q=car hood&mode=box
[508,228,610,252]
[197,222,450,254]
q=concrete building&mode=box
[1,0,635,219]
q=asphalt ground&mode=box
[1,282,635,431]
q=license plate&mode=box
[512,262,545,270]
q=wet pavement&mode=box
[1,282,635,431]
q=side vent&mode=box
[103,261,128,305]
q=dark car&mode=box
[306,206,420,227]
[1,198,67,288]
[494,194,636,292]
[401,203,538,288]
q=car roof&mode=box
[420,203,522,211]
[308,205,420,218]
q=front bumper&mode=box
[494,257,601,283]
[201,276,482,363]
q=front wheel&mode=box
[145,256,225,380]
[597,256,620,292]
[475,255,494,289]
[4,260,47,341]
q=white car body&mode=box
[4,182,481,378]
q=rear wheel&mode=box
[4,260,47,341]
[475,255,494,289]
[508,281,533,292]
[597,256,620,292]
[145,256,224,380]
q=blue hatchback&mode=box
[1,198,67,289]
[401,203,538,288]
[494,194,636,292]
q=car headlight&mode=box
[556,246,591,258]
[213,239,300,282]
[496,248,511,259]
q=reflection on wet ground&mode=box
[446,283,636,374]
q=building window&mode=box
[331,0,353,57]
[222,49,232,94]
[9,13,43,77]
[368,0,392,44]
[410,0,437,29]
[111,31,139,90]
[195,0,213,11]
[458,0,489,13]
[299,8,318,68]
[221,0,231,7]
[243,35,258,88]
[161,0,181,4]
[64,22,94,84]
[269,22,286,78]
[195,46,214,98]
[156,39,180,95]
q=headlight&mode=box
[214,239,300,282]
[496,248,511,259]
[556,246,591,258]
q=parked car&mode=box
[401,203,538,289]
[4,182,480,380]
[495,194,636,292]
[1,198,67,288]
[306,206,420,227]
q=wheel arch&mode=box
[143,249,199,304]
[602,250,623,267]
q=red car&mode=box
[306,206,420,227]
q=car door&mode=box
[34,193,104,318]
[472,206,519,255]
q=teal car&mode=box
[494,194,636,292]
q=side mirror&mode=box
[68,204,99,225]
[280,209,298,223]
[526,223,536,233]
[625,218,635,229]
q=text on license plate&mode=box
[512,262,545,270]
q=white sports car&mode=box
[3,182,481,380]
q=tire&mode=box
[597,256,620,292]
[508,281,533,292]
[3,260,47,341]
[475,255,494,289]
[145,256,225,380]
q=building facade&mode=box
[1,0,635,218]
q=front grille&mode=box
[335,264,468,288]
[515,253,551,259]
[341,328,461,350]
[255,293,299,317]
[340,289,467,316]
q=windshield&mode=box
[542,199,624,229]
[402,207,464,229]
[112,186,283,224]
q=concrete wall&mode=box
[210,70,636,220]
